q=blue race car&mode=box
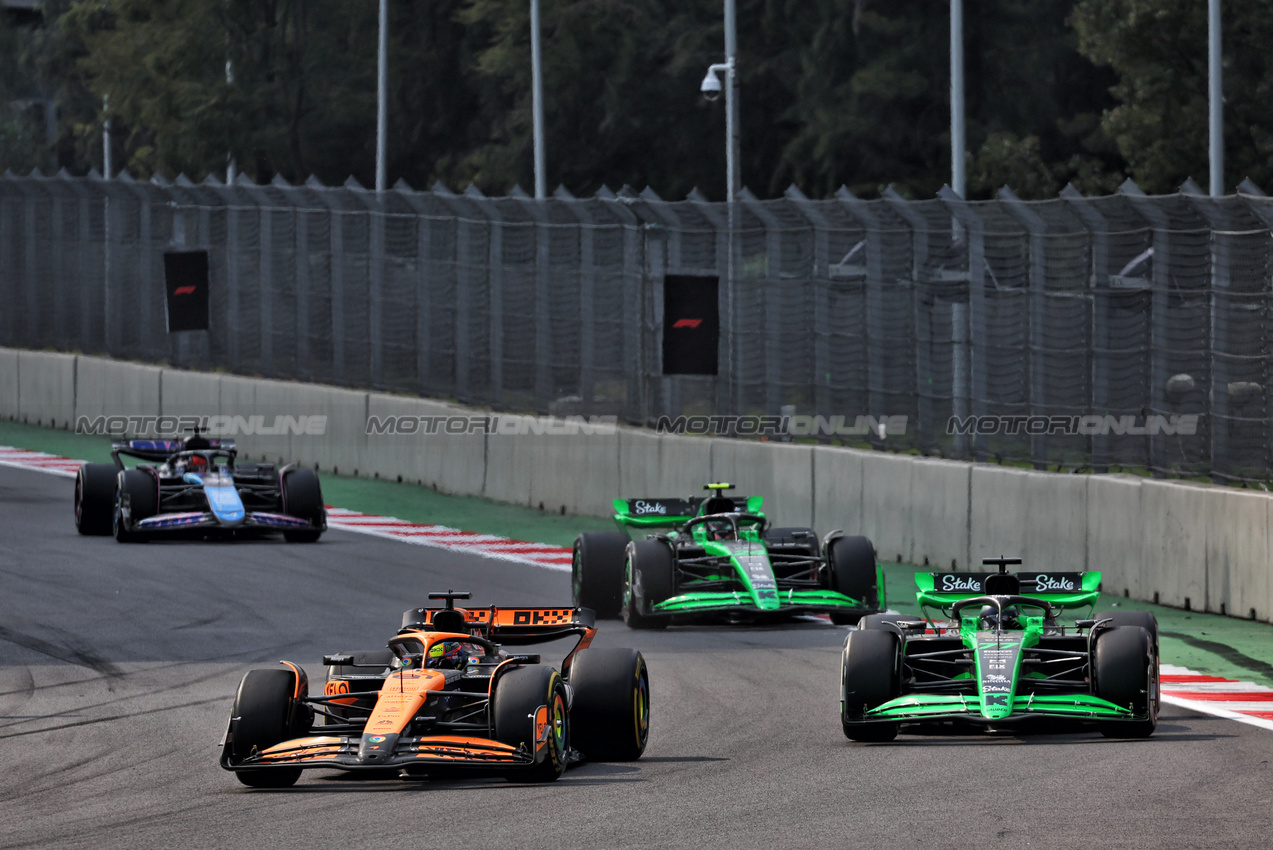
[74,430,326,543]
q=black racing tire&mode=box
[622,540,674,630]
[1094,610,1159,650]
[113,469,157,543]
[1093,625,1158,739]
[231,668,309,788]
[493,665,568,782]
[282,468,324,542]
[572,532,631,618]
[827,535,880,624]
[75,463,117,536]
[840,628,900,742]
[569,648,650,762]
[856,613,925,637]
[764,526,819,556]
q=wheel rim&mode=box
[551,692,566,751]
[74,475,83,526]
[633,666,650,747]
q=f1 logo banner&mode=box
[662,275,719,375]
[163,250,210,332]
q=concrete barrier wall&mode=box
[1085,475,1144,600]
[75,356,162,421]
[17,351,76,428]
[0,348,20,426]
[4,347,1272,623]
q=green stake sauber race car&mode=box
[841,557,1160,741]
[572,483,883,628]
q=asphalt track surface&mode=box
[2,466,1271,849]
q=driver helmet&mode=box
[977,603,1021,630]
[426,640,475,670]
[705,518,736,541]
[189,455,208,470]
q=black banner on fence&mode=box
[163,251,209,332]
[662,275,719,375]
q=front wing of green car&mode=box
[646,540,877,617]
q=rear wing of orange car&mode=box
[399,594,597,675]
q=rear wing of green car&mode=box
[915,570,1102,611]
[612,495,764,531]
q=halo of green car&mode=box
[572,483,883,628]
[841,557,1160,741]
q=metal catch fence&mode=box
[3,170,1273,482]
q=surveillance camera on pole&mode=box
[700,67,723,102]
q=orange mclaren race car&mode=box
[219,591,650,787]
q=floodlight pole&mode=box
[950,0,965,198]
[531,0,547,199]
[1208,0,1223,196]
[724,0,739,202]
[376,0,389,192]
[102,96,112,180]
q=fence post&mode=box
[1060,185,1110,471]
[739,189,790,415]
[1234,179,1273,480]
[786,186,835,431]
[1120,179,1171,477]
[513,190,554,407]
[999,186,1050,468]
[639,187,686,417]
[841,188,896,450]
[463,186,504,407]
[938,185,988,463]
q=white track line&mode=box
[1161,664,1273,731]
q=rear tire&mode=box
[1093,625,1158,739]
[282,468,324,542]
[569,648,650,761]
[622,540,674,630]
[841,628,900,742]
[113,469,157,543]
[75,463,116,535]
[572,532,631,618]
[827,535,880,624]
[493,666,568,782]
[231,668,310,788]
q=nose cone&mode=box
[359,732,399,763]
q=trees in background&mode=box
[0,0,1269,199]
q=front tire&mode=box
[827,535,880,625]
[622,540,674,630]
[113,469,156,543]
[75,463,117,535]
[493,666,569,782]
[230,667,310,788]
[1094,610,1158,650]
[282,468,324,542]
[841,628,900,742]
[1093,625,1158,739]
[569,648,650,761]
[572,532,631,618]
